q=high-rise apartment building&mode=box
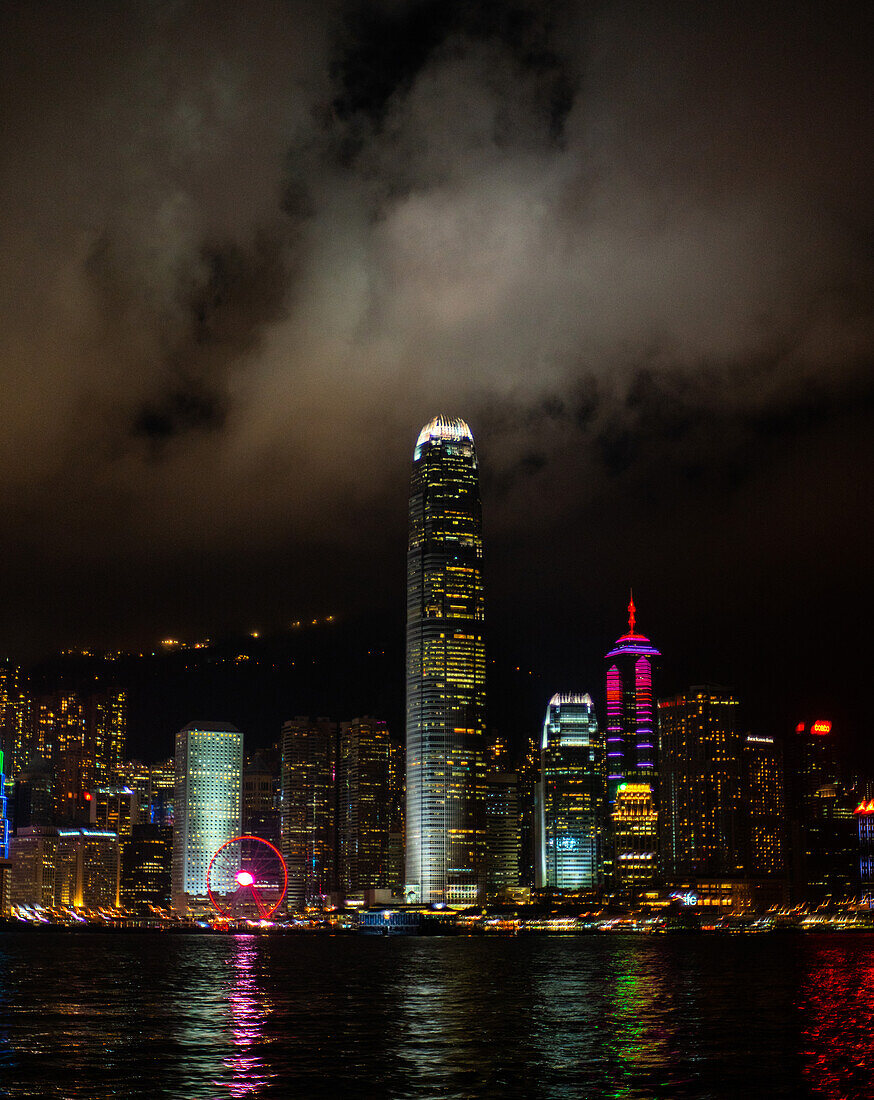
[30,689,126,822]
[0,659,28,778]
[171,722,243,914]
[280,717,338,910]
[338,717,393,897]
[406,415,486,905]
[605,596,660,894]
[535,694,604,893]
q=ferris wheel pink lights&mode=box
[207,835,288,920]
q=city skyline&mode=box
[1,6,872,1098]
[0,3,870,755]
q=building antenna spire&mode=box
[628,589,636,635]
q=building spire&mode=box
[628,589,636,635]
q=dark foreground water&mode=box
[1,933,873,1099]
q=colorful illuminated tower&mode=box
[405,415,486,904]
[605,595,661,894]
[605,594,661,800]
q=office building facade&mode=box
[659,687,743,878]
[121,824,173,911]
[406,415,486,904]
[338,718,393,897]
[789,720,856,905]
[280,717,338,909]
[171,722,243,914]
[535,694,604,892]
[484,771,521,898]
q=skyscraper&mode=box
[338,717,393,897]
[483,771,521,899]
[658,687,788,909]
[605,595,661,894]
[788,720,855,904]
[121,824,173,912]
[171,722,242,914]
[658,687,743,879]
[535,694,604,893]
[405,415,486,905]
[741,734,786,883]
[280,717,338,909]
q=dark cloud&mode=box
[0,0,871,740]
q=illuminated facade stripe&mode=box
[406,415,485,904]
[605,599,661,894]
[603,606,661,802]
[0,749,9,860]
[635,657,655,769]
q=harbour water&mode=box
[0,932,872,1099]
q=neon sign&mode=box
[669,891,698,907]
[811,720,832,735]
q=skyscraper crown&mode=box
[414,415,474,458]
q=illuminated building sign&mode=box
[669,891,698,907]
[811,720,832,735]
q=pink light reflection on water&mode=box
[215,935,274,1098]
[800,938,874,1099]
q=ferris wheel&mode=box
[206,835,288,920]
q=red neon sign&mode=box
[811,720,832,735]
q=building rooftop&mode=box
[414,415,474,457]
[180,721,241,734]
[548,693,593,707]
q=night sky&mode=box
[1,3,872,759]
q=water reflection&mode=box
[605,945,675,1098]
[218,935,272,1098]
[801,937,874,1099]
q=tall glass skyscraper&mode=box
[171,722,242,914]
[535,694,605,892]
[405,415,486,904]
